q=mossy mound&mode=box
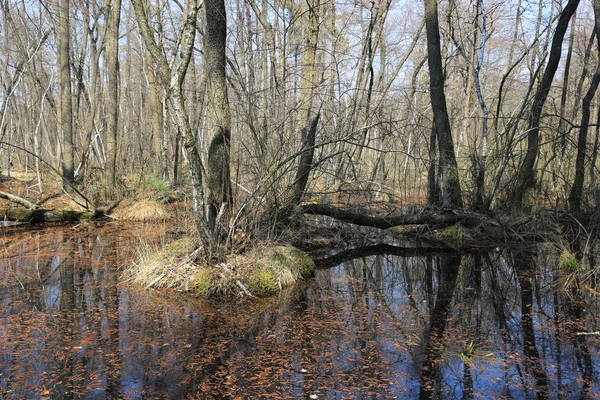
[193,245,316,298]
[125,240,315,299]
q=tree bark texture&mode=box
[423,0,463,209]
[131,0,213,246]
[105,0,121,198]
[204,0,233,236]
[290,113,320,207]
[301,203,487,229]
[57,0,74,191]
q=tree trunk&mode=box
[204,0,233,237]
[558,13,576,159]
[473,0,489,210]
[568,0,600,211]
[105,0,121,199]
[131,0,213,247]
[510,0,579,206]
[57,0,74,191]
[290,114,320,207]
[423,0,463,208]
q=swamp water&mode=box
[0,223,598,399]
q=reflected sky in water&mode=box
[0,224,598,399]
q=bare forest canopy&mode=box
[1,0,600,236]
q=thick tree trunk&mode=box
[290,114,320,207]
[204,0,233,237]
[57,0,74,191]
[131,0,213,247]
[423,0,463,208]
[568,0,600,211]
[510,0,579,206]
[0,207,93,223]
[105,0,121,199]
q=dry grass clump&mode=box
[122,237,202,291]
[112,199,170,221]
[124,240,316,298]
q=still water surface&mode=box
[0,223,598,399]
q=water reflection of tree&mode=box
[419,254,461,399]
[2,229,599,398]
[513,249,550,399]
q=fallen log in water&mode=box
[0,207,93,223]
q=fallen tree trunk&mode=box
[301,204,488,229]
[0,190,39,209]
[0,207,92,223]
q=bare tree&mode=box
[57,0,74,190]
[510,0,580,206]
[423,0,463,208]
[568,0,600,211]
[131,0,214,245]
[105,0,122,198]
[204,0,233,237]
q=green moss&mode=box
[164,237,195,256]
[246,267,279,296]
[287,248,316,277]
[192,269,214,296]
[442,224,471,240]
[54,208,92,221]
[235,245,315,298]
[559,250,580,273]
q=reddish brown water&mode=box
[0,223,598,399]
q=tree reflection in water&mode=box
[0,225,598,398]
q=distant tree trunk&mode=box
[558,13,576,159]
[510,0,579,206]
[423,0,463,208]
[105,0,121,199]
[205,0,232,236]
[57,0,74,191]
[297,0,321,127]
[145,48,163,177]
[285,0,321,211]
[473,0,489,210]
[568,0,600,211]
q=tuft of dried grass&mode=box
[123,240,316,299]
[112,199,170,221]
[122,237,202,291]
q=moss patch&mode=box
[191,269,215,296]
[224,245,316,298]
[246,267,280,296]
